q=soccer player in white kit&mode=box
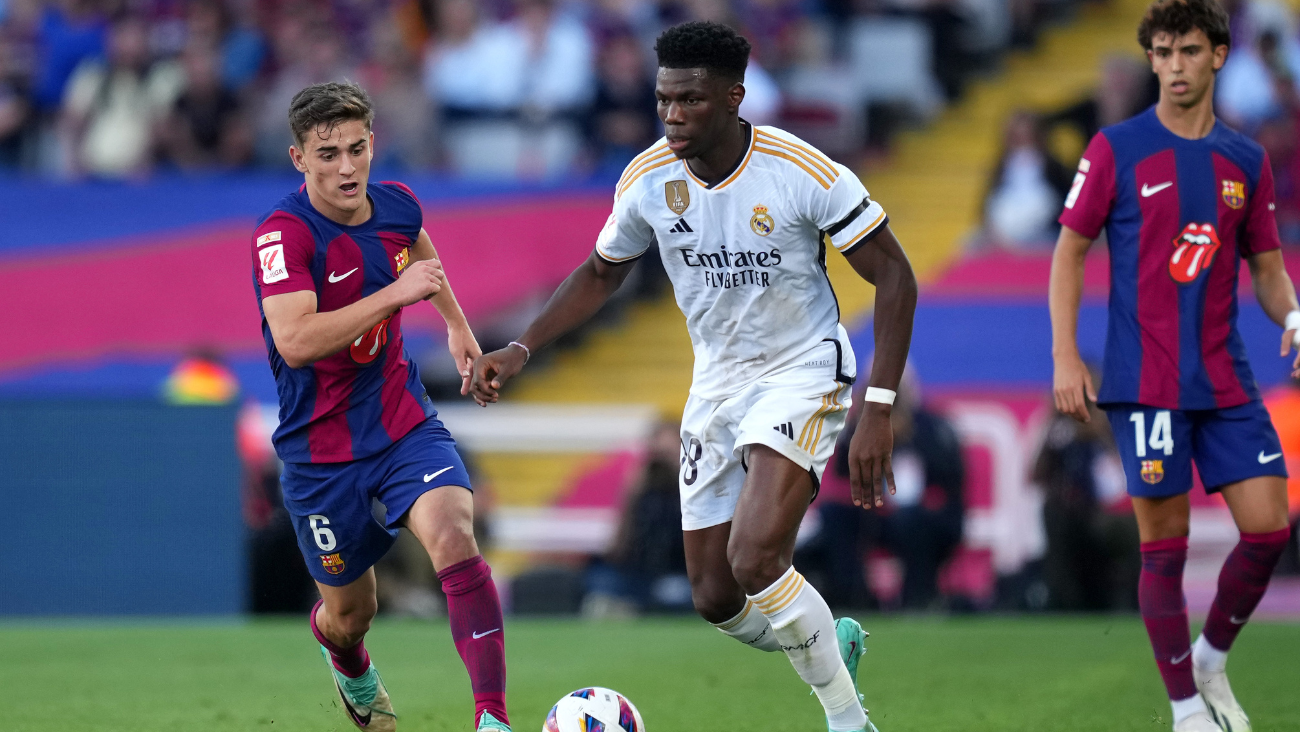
[471,22,916,732]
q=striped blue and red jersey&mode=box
[252,181,435,464]
[1059,107,1282,411]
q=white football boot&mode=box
[1194,663,1250,732]
[1173,710,1225,732]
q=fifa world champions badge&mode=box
[665,180,690,215]
[750,204,774,236]
[320,553,346,575]
[1221,179,1246,209]
[1140,459,1164,484]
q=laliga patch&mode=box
[1169,223,1220,284]
[256,231,281,247]
[320,553,346,575]
[1221,180,1246,209]
[260,244,288,284]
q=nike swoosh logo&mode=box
[1142,181,1173,197]
[1230,615,1249,625]
[1258,451,1283,464]
[335,680,372,726]
[328,268,358,283]
[1171,650,1191,664]
[472,628,500,639]
[424,466,454,482]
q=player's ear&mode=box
[727,81,745,114]
[289,144,308,174]
[368,130,375,161]
[1212,44,1227,71]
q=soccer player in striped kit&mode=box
[1051,1,1300,729]
[253,82,510,732]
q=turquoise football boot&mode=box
[477,711,512,731]
[829,617,880,732]
[319,646,397,731]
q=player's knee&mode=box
[428,522,479,569]
[726,544,787,595]
[689,582,744,624]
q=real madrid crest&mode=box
[750,205,774,237]
[1221,179,1245,209]
[665,180,690,215]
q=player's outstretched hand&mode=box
[1282,328,1300,379]
[449,325,484,403]
[390,258,444,306]
[469,346,527,406]
[848,406,895,510]
[1053,351,1096,423]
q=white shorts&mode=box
[678,336,856,531]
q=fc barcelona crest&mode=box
[1221,180,1246,209]
[394,246,410,273]
[1140,459,1164,484]
[320,553,346,575]
[665,180,690,215]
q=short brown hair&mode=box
[288,81,374,148]
[1137,0,1231,51]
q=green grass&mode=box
[1,616,1296,731]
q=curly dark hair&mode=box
[654,21,751,82]
[288,81,374,148]
[1137,0,1231,51]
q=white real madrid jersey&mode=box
[595,123,889,401]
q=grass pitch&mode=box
[2,615,1296,731]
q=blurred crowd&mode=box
[2,0,1072,181]
[977,0,1300,249]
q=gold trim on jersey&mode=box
[753,145,833,190]
[834,210,888,252]
[617,143,671,189]
[755,131,839,183]
[618,154,678,200]
[596,246,645,263]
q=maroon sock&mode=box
[1201,527,1291,652]
[310,599,372,679]
[439,556,508,728]
[1139,537,1196,701]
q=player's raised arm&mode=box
[410,228,483,396]
[1049,225,1098,422]
[842,225,918,509]
[262,260,444,369]
[469,251,636,403]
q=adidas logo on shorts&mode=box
[774,422,795,439]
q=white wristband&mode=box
[1286,310,1300,333]
[508,341,530,364]
[863,387,897,405]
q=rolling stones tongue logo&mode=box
[1169,222,1221,284]
[350,315,391,365]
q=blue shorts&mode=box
[1105,401,1287,498]
[281,417,472,586]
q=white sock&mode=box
[1171,694,1207,725]
[1192,633,1228,673]
[750,566,866,731]
[712,599,781,652]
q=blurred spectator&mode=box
[58,13,183,177]
[803,369,966,610]
[1032,389,1140,611]
[584,421,691,616]
[0,0,40,167]
[979,110,1072,249]
[33,0,105,115]
[585,30,657,175]
[1217,3,1300,133]
[162,350,240,405]
[1044,55,1156,146]
[361,15,435,170]
[253,15,354,166]
[156,40,251,169]
[184,0,267,93]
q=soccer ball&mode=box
[543,687,645,732]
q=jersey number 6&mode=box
[308,514,338,551]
